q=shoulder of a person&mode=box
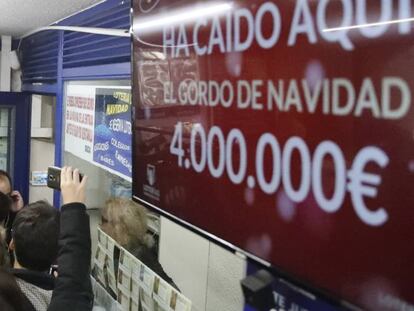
[11,269,54,291]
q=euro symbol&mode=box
[347,147,389,226]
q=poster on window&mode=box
[65,85,95,163]
[93,88,132,180]
[65,85,132,181]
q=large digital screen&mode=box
[132,1,414,310]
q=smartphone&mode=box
[47,166,61,190]
[47,166,83,190]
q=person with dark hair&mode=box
[47,166,92,311]
[0,166,93,311]
[0,170,25,251]
[8,201,59,310]
[0,170,24,213]
[11,201,59,271]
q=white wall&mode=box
[159,217,247,311]
[0,35,11,91]
[29,95,55,204]
[205,243,246,311]
[159,218,210,311]
[11,69,21,92]
[29,139,55,203]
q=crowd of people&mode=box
[0,168,176,311]
[0,167,92,311]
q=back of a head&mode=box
[12,201,59,271]
[101,198,150,249]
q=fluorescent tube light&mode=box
[323,17,414,32]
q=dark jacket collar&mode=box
[10,268,55,290]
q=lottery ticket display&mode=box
[93,228,192,311]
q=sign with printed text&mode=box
[132,1,414,310]
[65,85,95,162]
[65,85,132,181]
[94,88,133,180]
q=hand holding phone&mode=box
[60,167,88,205]
[47,166,83,191]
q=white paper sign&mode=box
[64,84,132,181]
[65,85,95,162]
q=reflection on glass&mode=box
[134,2,233,33]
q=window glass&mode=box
[63,80,182,310]
[63,80,132,209]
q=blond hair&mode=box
[101,198,153,250]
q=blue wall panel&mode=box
[20,0,131,92]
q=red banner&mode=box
[132,1,414,310]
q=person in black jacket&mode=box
[48,166,92,311]
[0,166,93,311]
[9,200,59,310]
